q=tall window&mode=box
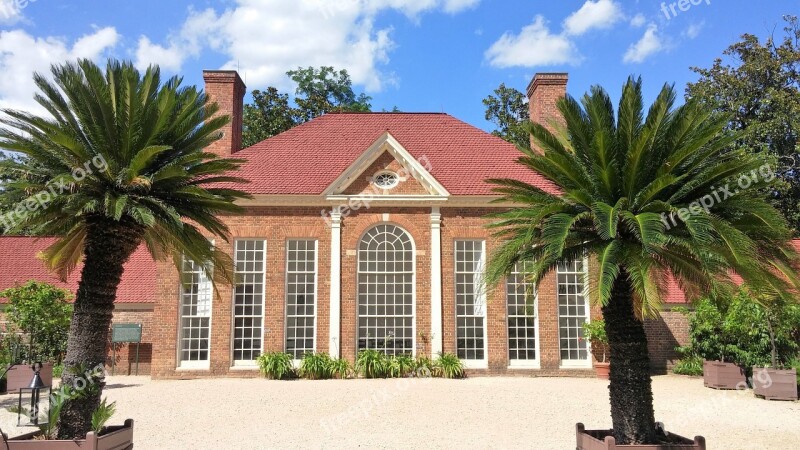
[233,240,266,364]
[179,258,212,368]
[507,263,538,366]
[357,225,415,355]
[455,240,486,365]
[285,240,317,359]
[557,258,590,366]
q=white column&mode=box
[329,209,342,358]
[430,207,443,357]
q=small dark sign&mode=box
[112,323,142,343]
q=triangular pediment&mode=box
[322,132,450,197]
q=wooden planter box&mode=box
[576,423,706,450]
[752,367,798,401]
[6,419,133,449]
[702,360,745,390]
[6,364,54,394]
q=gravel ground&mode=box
[0,375,797,449]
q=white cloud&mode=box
[683,22,705,39]
[0,27,119,114]
[485,16,580,68]
[563,0,623,36]
[134,0,480,92]
[442,0,480,14]
[630,13,646,28]
[0,0,25,25]
[623,24,664,63]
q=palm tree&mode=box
[0,59,249,438]
[485,78,798,445]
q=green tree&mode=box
[1,281,73,363]
[687,15,800,230]
[242,66,372,147]
[0,59,249,438]
[241,87,296,148]
[0,152,48,235]
[483,83,530,147]
[485,77,798,444]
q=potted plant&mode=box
[583,320,610,379]
[685,299,747,390]
[749,294,800,401]
[6,389,134,449]
[1,282,72,393]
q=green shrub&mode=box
[329,358,352,379]
[672,355,703,376]
[256,352,295,380]
[387,355,415,378]
[1,281,72,364]
[52,364,64,378]
[413,356,435,377]
[91,398,117,434]
[686,291,800,370]
[299,353,333,380]
[435,353,465,379]
[582,319,608,363]
[355,349,388,378]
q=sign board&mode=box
[112,323,142,343]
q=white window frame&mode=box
[356,224,417,356]
[177,257,213,370]
[506,264,540,369]
[454,239,488,369]
[284,239,319,362]
[557,256,592,369]
[231,239,267,368]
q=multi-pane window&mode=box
[557,258,590,365]
[507,263,538,364]
[357,225,415,355]
[179,258,212,367]
[285,240,317,359]
[455,240,486,363]
[233,240,266,364]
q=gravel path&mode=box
[1,375,797,449]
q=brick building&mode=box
[0,71,694,378]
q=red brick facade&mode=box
[0,71,692,380]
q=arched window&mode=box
[357,224,415,355]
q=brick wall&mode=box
[147,204,691,379]
[106,306,154,375]
[644,307,690,373]
[151,207,331,379]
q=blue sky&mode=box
[0,0,796,132]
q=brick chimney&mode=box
[203,70,246,156]
[527,73,568,151]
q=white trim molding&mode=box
[430,207,443,357]
[329,209,342,358]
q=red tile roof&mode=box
[231,112,559,196]
[0,237,155,304]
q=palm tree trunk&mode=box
[57,216,142,439]
[602,269,658,445]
